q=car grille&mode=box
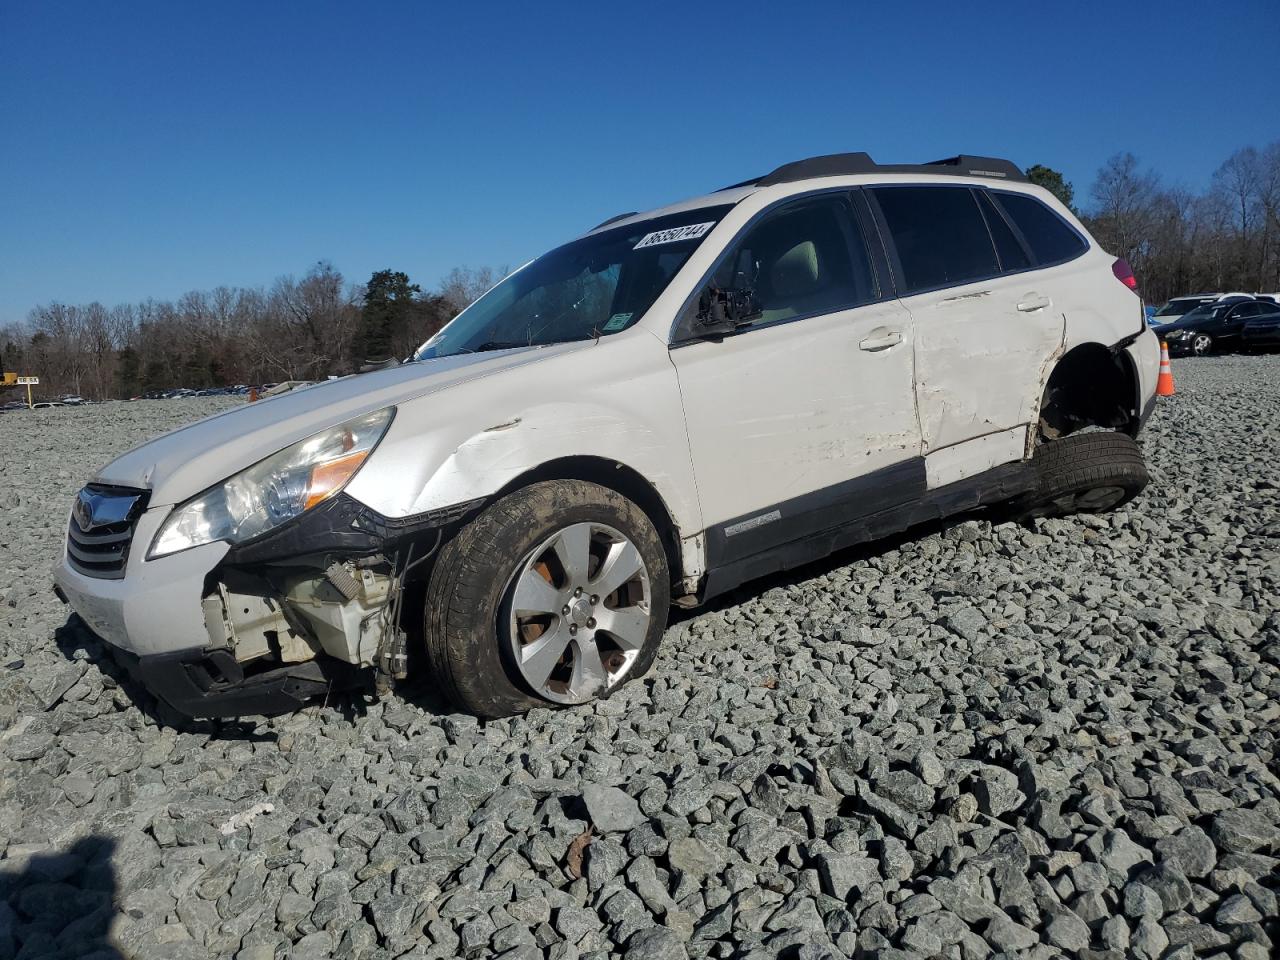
[66,484,149,580]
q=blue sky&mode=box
[2,0,1277,324]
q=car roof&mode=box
[586,152,1035,236]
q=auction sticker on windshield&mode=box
[633,222,716,249]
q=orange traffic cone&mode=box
[1156,341,1175,397]
[249,386,258,403]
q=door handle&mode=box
[859,328,902,351]
[1017,293,1052,313]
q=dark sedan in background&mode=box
[1160,299,1280,355]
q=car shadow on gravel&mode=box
[0,836,123,959]
[671,510,991,624]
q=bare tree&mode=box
[1088,153,1162,274]
[438,265,509,315]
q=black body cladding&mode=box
[702,459,1035,601]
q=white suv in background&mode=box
[54,152,1160,718]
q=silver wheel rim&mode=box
[1193,335,1211,354]
[505,521,651,704]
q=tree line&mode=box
[0,265,503,401]
[4,141,1278,402]
[1031,142,1280,304]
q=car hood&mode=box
[95,344,577,506]
[1153,316,1210,333]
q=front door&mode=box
[668,193,921,569]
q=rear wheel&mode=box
[1011,431,1149,520]
[424,480,669,717]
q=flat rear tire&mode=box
[1011,431,1149,520]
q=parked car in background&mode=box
[31,401,66,409]
[1161,298,1275,355]
[1242,302,1280,351]
[1150,292,1252,328]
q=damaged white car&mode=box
[54,152,1160,718]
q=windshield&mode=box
[417,206,732,359]
[1155,299,1205,317]
[1178,304,1224,322]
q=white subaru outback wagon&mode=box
[54,153,1160,718]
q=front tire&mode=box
[1191,333,1213,356]
[424,480,670,717]
[1011,431,1149,520]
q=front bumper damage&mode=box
[54,491,483,718]
[112,646,351,718]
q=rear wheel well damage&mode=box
[1037,344,1141,442]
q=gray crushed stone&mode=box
[0,356,1278,959]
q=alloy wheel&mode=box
[505,522,652,704]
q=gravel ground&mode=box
[1,357,1277,960]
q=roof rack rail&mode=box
[590,211,638,231]
[751,152,1027,187]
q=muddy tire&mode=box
[1011,431,1149,520]
[424,480,669,717]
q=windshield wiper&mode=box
[470,340,533,353]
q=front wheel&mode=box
[1191,333,1213,355]
[424,480,670,717]
[1010,431,1149,521]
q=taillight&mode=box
[1112,258,1138,292]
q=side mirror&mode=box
[696,286,761,336]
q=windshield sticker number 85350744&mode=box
[633,222,716,249]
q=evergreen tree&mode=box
[357,270,420,361]
[1026,164,1077,213]
[116,346,141,396]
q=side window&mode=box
[994,192,1087,265]
[873,186,999,292]
[976,190,1031,272]
[708,195,875,326]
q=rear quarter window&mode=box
[994,192,1087,265]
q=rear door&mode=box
[868,184,1065,488]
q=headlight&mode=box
[149,407,394,558]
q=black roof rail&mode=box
[590,211,638,231]
[749,152,1027,187]
[919,155,1027,181]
